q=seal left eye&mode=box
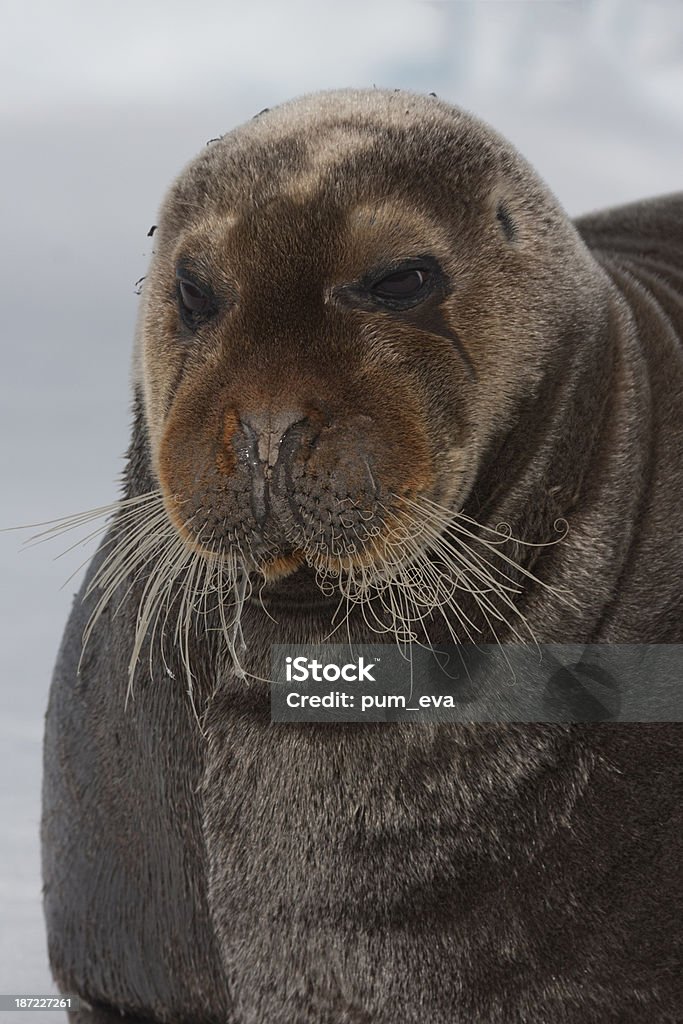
[177,278,212,315]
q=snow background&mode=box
[1,0,681,1017]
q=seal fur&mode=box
[42,89,682,1023]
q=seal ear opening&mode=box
[495,201,516,243]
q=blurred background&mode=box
[1,0,682,1015]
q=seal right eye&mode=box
[372,268,428,300]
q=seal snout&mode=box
[158,369,436,580]
[231,404,384,552]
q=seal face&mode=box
[146,145,467,580]
[42,89,683,1023]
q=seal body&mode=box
[42,90,683,1023]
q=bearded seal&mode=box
[42,89,682,1023]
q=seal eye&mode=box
[177,277,212,315]
[371,268,429,302]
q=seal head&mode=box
[135,90,605,614]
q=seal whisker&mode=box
[147,525,199,653]
[79,504,179,677]
[148,545,189,682]
[397,494,574,611]
[85,506,172,599]
[390,541,481,644]
[327,498,540,652]
[173,545,204,699]
[400,494,574,603]
[406,520,525,604]
[19,490,163,545]
[82,520,176,642]
[376,546,476,647]
[393,507,542,649]
[127,527,195,695]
